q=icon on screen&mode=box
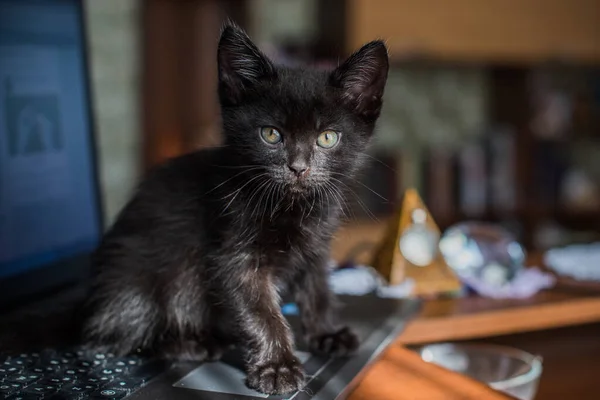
[4,77,63,157]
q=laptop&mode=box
[0,1,420,399]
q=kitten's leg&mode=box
[225,269,304,395]
[156,276,233,362]
[293,262,359,357]
[82,290,160,356]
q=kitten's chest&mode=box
[253,213,326,264]
[256,215,309,249]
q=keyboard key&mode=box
[59,376,75,384]
[7,374,40,384]
[44,365,61,373]
[3,366,22,375]
[0,383,17,395]
[108,377,139,391]
[47,358,70,366]
[11,359,34,368]
[86,374,112,384]
[126,358,143,366]
[81,383,100,391]
[2,359,27,368]
[59,382,96,394]
[94,353,112,361]
[40,377,63,386]
[76,360,93,368]
[23,384,59,395]
[1,382,23,392]
[90,388,127,399]
[5,394,43,400]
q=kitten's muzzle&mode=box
[287,162,310,179]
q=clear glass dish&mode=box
[415,343,543,400]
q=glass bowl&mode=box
[415,343,543,400]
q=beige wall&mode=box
[84,0,142,226]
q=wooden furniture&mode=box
[348,323,600,400]
[474,323,600,400]
[332,221,600,342]
[398,289,600,345]
[141,0,248,170]
[348,346,514,400]
[316,1,600,251]
[345,0,600,64]
[334,220,600,398]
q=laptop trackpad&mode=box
[172,350,312,398]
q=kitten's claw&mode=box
[309,326,359,357]
[246,356,305,395]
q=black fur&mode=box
[82,23,388,395]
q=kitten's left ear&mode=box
[330,41,389,120]
[218,22,276,105]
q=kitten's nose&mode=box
[288,161,310,178]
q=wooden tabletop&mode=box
[348,345,514,400]
[398,288,600,345]
[332,221,600,344]
[333,221,600,399]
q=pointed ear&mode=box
[330,41,389,120]
[218,22,276,104]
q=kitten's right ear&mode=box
[330,40,389,120]
[218,22,276,104]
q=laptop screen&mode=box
[0,0,101,280]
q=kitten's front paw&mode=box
[246,356,305,395]
[309,326,359,357]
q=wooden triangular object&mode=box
[371,188,462,297]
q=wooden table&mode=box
[474,323,600,400]
[344,287,600,400]
[398,288,600,345]
[333,221,600,399]
[348,345,514,400]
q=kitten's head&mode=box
[217,23,388,195]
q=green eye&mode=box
[260,127,282,144]
[317,130,339,149]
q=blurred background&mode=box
[86,0,599,253]
[0,2,598,398]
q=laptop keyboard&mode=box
[0,349,164,400]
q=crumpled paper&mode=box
[460,267,556,299]
[328,264,415,298]
[545,242,600,282]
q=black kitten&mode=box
[82,23,388,395]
